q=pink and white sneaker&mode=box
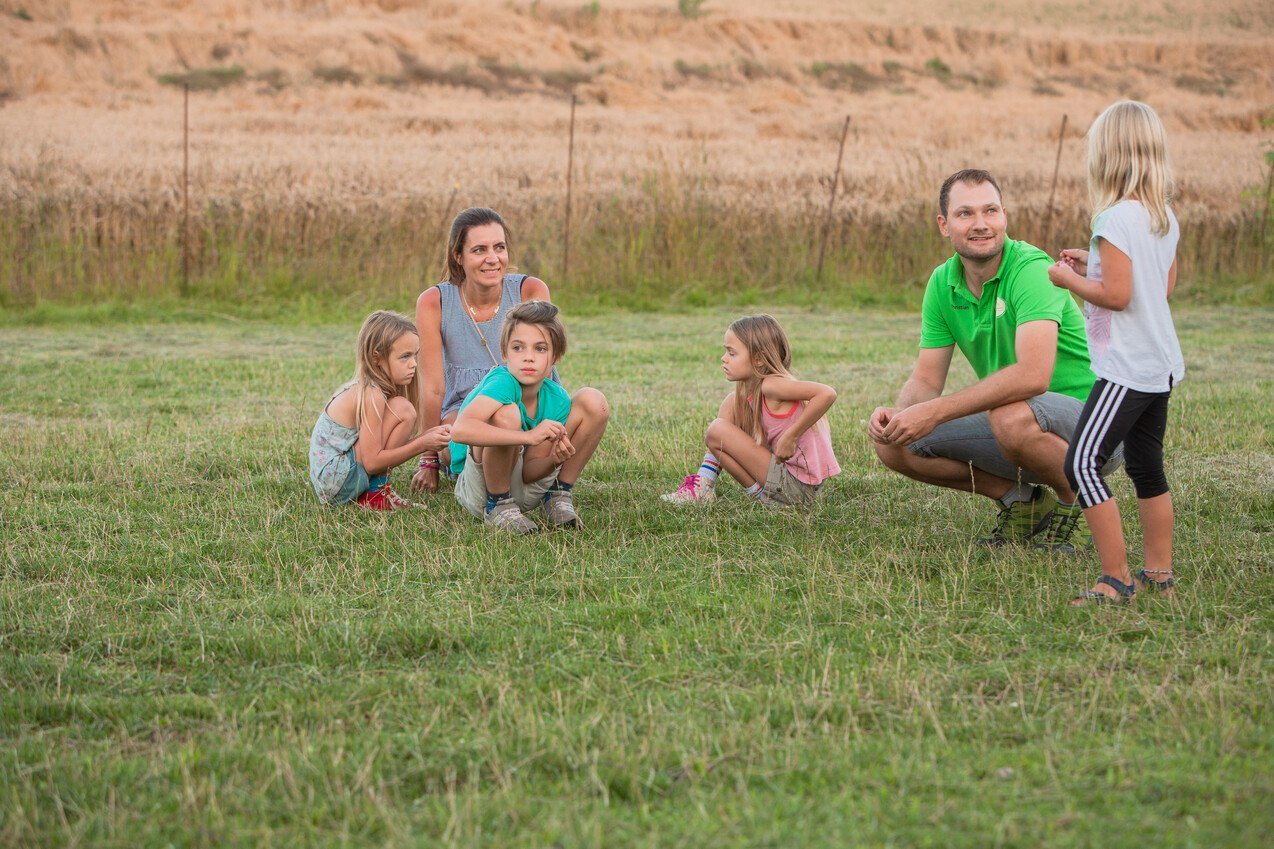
[660,474,717,505]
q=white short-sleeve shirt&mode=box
[1084,200,1184,393]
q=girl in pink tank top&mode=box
[661,314,840,508]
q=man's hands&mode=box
[867,406,896,443]
[868,401,942,446]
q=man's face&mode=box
[937,180,1007,263]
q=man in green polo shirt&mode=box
[868,169,1122,551]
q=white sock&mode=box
[745,482,764,499]
[698,453,721,486]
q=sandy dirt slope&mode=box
[1,0,1271,214]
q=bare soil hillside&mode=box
[1,0,1271,222]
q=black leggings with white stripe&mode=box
[1065,378,1172,509]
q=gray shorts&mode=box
[907,391,1124,485]
[454,447,559,519]
[762,456,821,507]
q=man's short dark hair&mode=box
[939,169,1003,217]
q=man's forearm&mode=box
[930,363,1049,422]
[895,377,942,409]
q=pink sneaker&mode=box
[660,474,717,505]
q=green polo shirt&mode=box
[919,238,1095,401]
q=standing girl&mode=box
[662,314,840,507]
[1048,100,1183,604]
[309,310,452,510]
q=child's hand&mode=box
[1058,248,1088,276]
[524,420,567,446]
[1048,261,1078,290]
[867,406,895,444]
[549,433,575,464]
[772,431,798,462]
[421,424,452,452]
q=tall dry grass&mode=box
[3,166,1269,313]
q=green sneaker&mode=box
[975,487,1056,546]
[1032,501,1092,553]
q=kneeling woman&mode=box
[411,207,610,496]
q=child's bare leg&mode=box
[705,417,772,488]
[522,439,558,483]
[557,387,610,485]
[475,404,522,494]
[1138,492,1175,594]
[356,396,417,475]
[1084,499,1132,589]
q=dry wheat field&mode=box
[1,0,1272,304]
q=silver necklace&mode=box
[458,288,500,368]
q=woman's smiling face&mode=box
[458,222,508,287]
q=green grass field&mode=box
[1,306,1271,847]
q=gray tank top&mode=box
[438,274,527,416]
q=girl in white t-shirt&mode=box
[1048,100,1182,605]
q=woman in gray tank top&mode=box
[411,207,611,495]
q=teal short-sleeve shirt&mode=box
[919,238,1096,401]
[448,365,573,475]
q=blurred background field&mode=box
[1,0,1272,315]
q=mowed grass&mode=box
[1,306,1271,847]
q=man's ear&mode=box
[936,214,949,238]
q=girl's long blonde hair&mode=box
[1087,100,1174,236]
[346,310,420,435]
[729,314,794,444]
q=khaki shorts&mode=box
[454,447,560,519]
[762,455,822,507]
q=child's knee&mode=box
[574,387,610,424]
[388,395,416,425]
[1063,441,1088,494]
[1125,451,1168,499]
[705,418,728,451]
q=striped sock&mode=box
[698,453,721,486]
[745,482,764,499]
